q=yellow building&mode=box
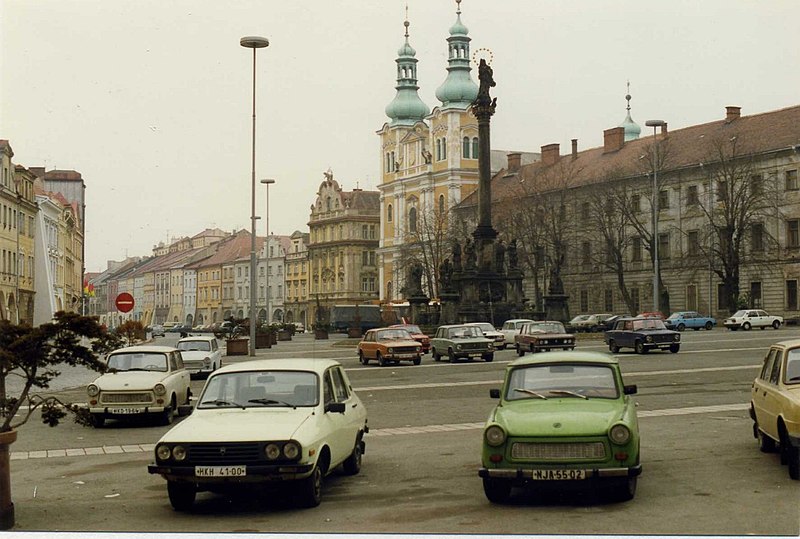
[376,7,481,302]
[284,230,310,327]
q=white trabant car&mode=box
[724,309,783,331]
[176,335,222,377]
[87,345,191,427]
[466,322,507,350]
[147,358,368,510]
[499,319,534,349]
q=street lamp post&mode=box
[261,178,276,328]
[241,35,269,356]
[645,119,666,313]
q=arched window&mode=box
[387,204,393,222]
[441,137,447,160]
[326,197,331,212]
[462,137,470,158]
[439,194,445,214]
[436,139,441,161]
[472,137,479,159]
[386,153,391,173]
[386,281,393,299]
[408,207,417,233]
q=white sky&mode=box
[2,0,799,273]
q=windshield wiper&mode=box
[200,399,245,409]
[513,388,547,400]
[549,390,588,400]
[247,398,296,408]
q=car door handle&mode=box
[351,403,358,408]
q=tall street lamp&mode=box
[645,119,666,313]
[261,178,276,327]
[241,35,269,356]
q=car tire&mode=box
[342,437,363,476]
[609,476,638,502]
[516,345,525,357]
[669,344,680,353]
[634,341,646,354]
[773,320,781,329]
[377,352,387,367]
[789,445,800,480]
[432,348,441,361]
[90,414,105,428]
[482,477,512,504]
[608,341,620,354]
[743,322,752,330]
[358,350,367,365]
[705,321,713,330]
[160,396,177,426]
[296,464,323,508]
[448,348,456,362]
[483,352,494,362]
[413,356,421,366]
[677,323,685,331]
[758,427,777,453]
[167,481,196,511]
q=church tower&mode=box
[377,1,482,303]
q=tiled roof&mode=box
[188,230,264,269]
[461,104,800,207]
[341,190,380,212]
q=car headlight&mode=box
[265,443,281,460]
[645,336,653,343]
[609,424,631,445]
[416,347,421,352]
[485,425,506,447]
[283,441,301,460]
[487,343,493,349]
[674,334,680,341]
[156,444,171,462]
[203,357,211,365]
[172,445,187,461]
[388,348,394,354]
[154,383,166,396]
[456,344,462,350]
[87,384,99,397]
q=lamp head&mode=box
[240,36,269,49]
[260,178,276,185]
[645,119,666,127]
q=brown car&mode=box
[358,328,423,366]
[389,324,431,353]
[515,321,576,356]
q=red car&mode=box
[389,324,431,353]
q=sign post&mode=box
[115,292,135,314]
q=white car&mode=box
[86,345,191,427]
[147,358,368,510]
[176,336,222,377]
[466,322,506,349]
[572,313,614,332]
[724,309,783,331]
[499,319,534,348]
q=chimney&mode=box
[661,123,668,135]
[603,127,625,153]
[541,143,560,166]
[571,139,578,160]
[507,152,521,173]
[726,106,741,123]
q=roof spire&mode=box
[456,0,462,15]
[404,4,409,39]
[435,0,478,109]
[619,80,641,141]
[384,5,429,126]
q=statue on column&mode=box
[464,239,476,270]
[474,58,497,110]
[494,239,506,273]
[508,239,519,270]
[407,263,424,297]
[439,258,453,294]
[452,241,462,271]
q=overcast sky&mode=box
[2,0,799,273]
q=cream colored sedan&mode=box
[147,358,368,510]
[87,345,191,427]
[750,339,800,479]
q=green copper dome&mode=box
[435,10,478,109]
[619,88,641,141]
[385,21,429,126]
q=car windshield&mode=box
[447,326,483,338]
[786,349,800,384]
[666,313,682,320]
[397,325,421,334]
[377,329,413,340]
[199,370,319,408]
[471,323,495,332]
[506,364,619,400]
[107,352,168,372]
[177,341,211,352]
[569,315,590,323]
[632,319,667,330]
[731,310,748,318]
[527,322,566,334]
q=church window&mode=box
[472,137,479,158]
[439,194,445,214]
[436,139,442,161]
[408,207,418,233]
[387,204,393,222]
[462,137,470,158]
[326,197,331,212]
[441,138,447,160]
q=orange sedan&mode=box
[358,328,423,367]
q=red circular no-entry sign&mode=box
[115,292,135,313]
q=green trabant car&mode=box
[479,351,641,502]
[430,324,495,362]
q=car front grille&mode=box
[183,359,205,368]
[187,443,263,465]
[511,442,606,460]
[392,346,419,354]
[101,392,153,404]
[460,342,489,351]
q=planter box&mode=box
[277,330,292,341]
[255,334,272,349]
[347,327,362,338]
[314,329,329,340]
[226,338,249,356]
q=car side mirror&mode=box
[326,402,346,414]
[623,384,638,395]
[489,388,501,399]
[177,405,194,417]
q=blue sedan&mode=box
[665,311,716,331]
